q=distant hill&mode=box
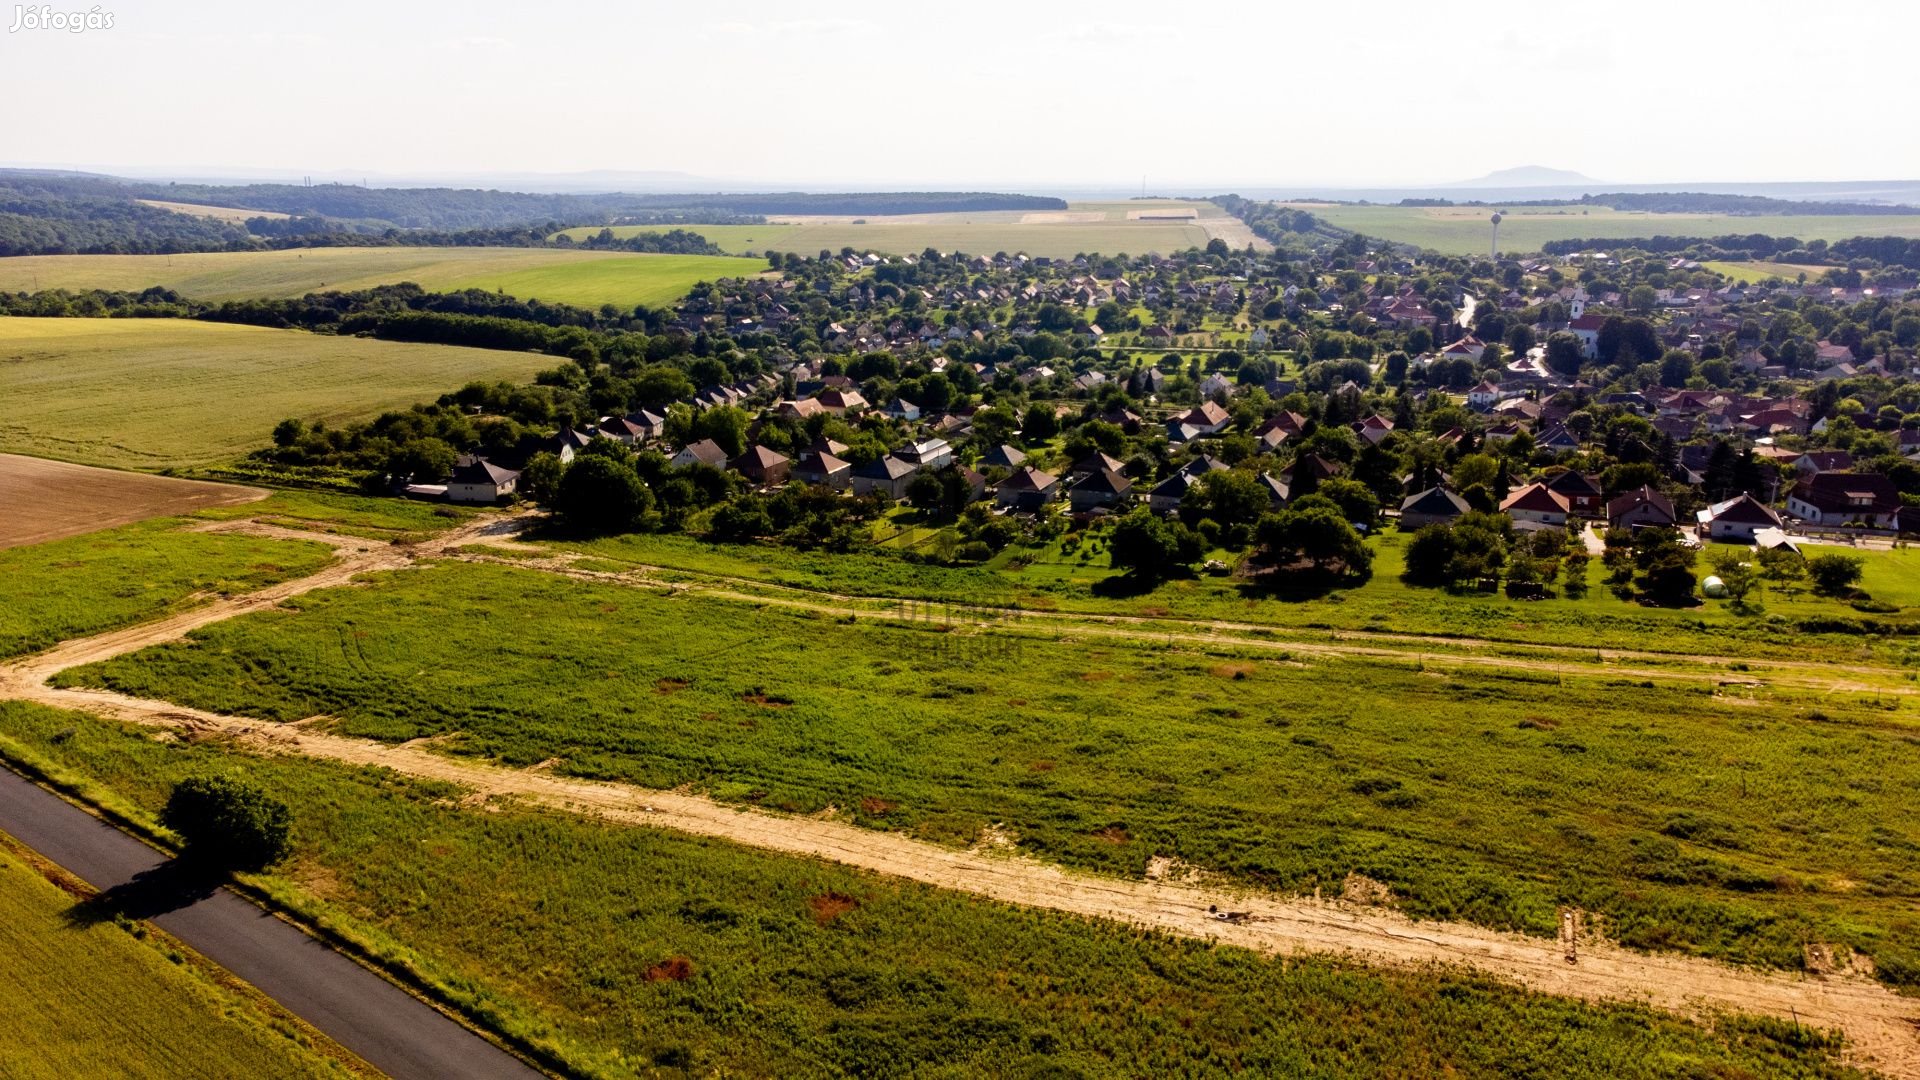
[1441,166,1598,188]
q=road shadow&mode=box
[64,860,224,927]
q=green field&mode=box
[0,838,345,1079]
[0,515,333,659]
[555,201,1245,258]
[58,557,1920,985]
[0,317,561,469]
[1283,202,1920,256]
[0,247,767,310]
[0,700,1862,1079]
[1702,260,1837,284]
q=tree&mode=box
[1184,470,1269,533]
[1707,548,1762,608]
[1108,509,1203,580]
[1543,332,1584,379]
[1631,529,1697,605]
[1255,496,1372,581]
[1807,553,1865,596]
[1022,403,1058,442]
[518,451,564,505]
[1315,477,1380,526]
[1402,524,1457,585]
[555,455,654,534]
[161,775,291,871]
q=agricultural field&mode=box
[0,838,346,1079]
[0,317,560,469]
[554,200,1259,258]
[0,454,264,548]
[0,512,334,658]
[0,247,767,310]
[1281,202,1920,256]
[134,199,291,225]
[1702,259,1839,284]
[0,700,1865,1079]
[56,557,1920,986]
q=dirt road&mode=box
[5,516,1919,1076]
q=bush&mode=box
[1807,553,1865,596]
[160,775,292,871]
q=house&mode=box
[996,466,1062,510]
[1399,485,1469,529]
[851,455,917,499]
[896,438,954,471]
[597,415,651,443]
[1543,471,1603,516]
[1606,485,1677,530]
[1467,381,1502,409]
[1069,468,1132,512]
[776,398,828,421]
[1439,335,1486,363]
[446,455,519,504]
[671,439,729,469]
[1170,400,1231,437]
[1791,450,1853,477]
[884,398,923,422]
[1353,414,1395,446]
[624,409,667,442]
[1279,453,1343,488]
[1535,424,1581,454]
[1147,456,1227,512]
[1256,472,1290,508]
[1500,483,1571,527]
[1786,472,1902,529]
[978,444,1027,470]
[1696,494,1783,541]
[731,445,792,487]
[792,450,852,490]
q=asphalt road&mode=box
[0,766,543,1080]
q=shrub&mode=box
[160,775,292,871]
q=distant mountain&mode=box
[1440,166,1598,189]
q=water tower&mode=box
[1490,212,1503,259]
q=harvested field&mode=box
[0,455,264,549]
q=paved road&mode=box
[0,766,543,1080]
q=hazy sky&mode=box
[4,0,1915,188]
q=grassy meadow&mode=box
[0,515,334,659]
[0,317,561,469]
[0,700,1864,1079]
[135,199,291,224]
[1281,202,1920,256]
[564,528,1920,667]
[0,838,346,1079]
[57,558,1920,985]
[1702,260,1838,284]
[554,201,1235,258]
[0,247,766,310]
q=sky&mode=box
[4,0,1916,190]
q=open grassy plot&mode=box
[1282,202,1920,256]
[0,453,265,548]
[1801,544,1920,609]
[1703,259,1837,284]
[0,247,766,309]
[60,558,1920,984]
[0,837,345,1079]
[0,701,1864,1079]
[555,201,1236,258]
[0,514,334,659]
[567,529,1919,666]
[0,317,561,469]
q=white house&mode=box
[446,456,520,504]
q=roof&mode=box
[1000,466,1059,493]
[732,445,791,472]
[676,439,728,467]
[1075,468,1132,495]
[1544,471,1602,498]
[1700,494,1783,527]
[795,451,850,475]
[854,455,917,481]
[448,455,519,486]
[1401,485,1468,518]
[1499,483,1571,516]
[979,444,1027,468]
[1072,451,1126,475]
[1792,472,1901,514]
[1606,485,1675,522]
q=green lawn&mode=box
[1702,260,1835,284]
[1282,202,1920,256]
[0,700,1863,1080]
[0,247,766,310]
[0,839,346,1079]
[57,558,1920,985]
[0,317,560,469]
[1801,544,1920,608]
[0,515,334,659]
